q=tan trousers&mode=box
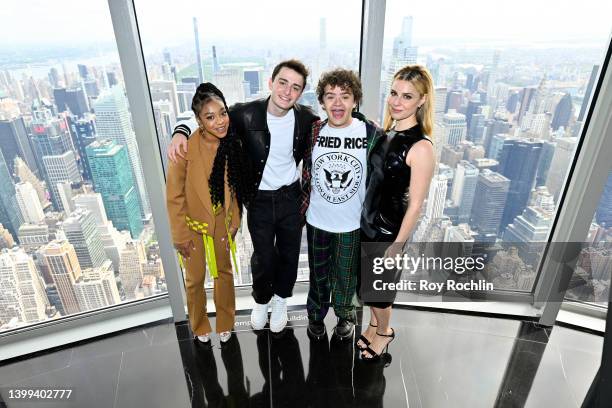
[184,211,236,335]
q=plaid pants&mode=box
[306,224,360,322]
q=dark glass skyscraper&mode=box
[552,93,573,131]
[578,65,599,122]
[498,139,543,232]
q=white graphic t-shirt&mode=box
[306,119,368,233]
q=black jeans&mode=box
[247,181,302,304]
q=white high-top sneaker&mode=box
[269,295,288,333]
[250,301,269,330]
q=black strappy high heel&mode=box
[356,322,377,350]
[361,328,395,364]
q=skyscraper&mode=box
[578,65,599,122]
[65,88,89,118]
[497,138,543,232]
[451,161,479,224]
[425,174,448,220]
[535,140,555,187]
[465,96,483,130]
[14,157,48,209]
[503,206,553,267]
[62,208,106,269]
[0,249,48,325]
[153,100,175,172]
[0,150,23,239]
[119,240,146,300]
[434,87,448,123]
[551,93,573,131]
[483,116,511,157]
[42,151,81,212]
[18,224,50,253]
[73,192,108,226]
[382,16,418,119]
[86,139,143,238]
[42,239,82,316]
[441,110,467,146]
[150,80,179,119]
[15,182,44,224]
[317,17,329,80]
[68,116,96,181]
[546,137,578,200]
[213,68,246,105]
[30,107,74,176]
[73,261,120,311]
[176,83,196,114]
[93,86,150,217]
[389,16,418,73]
[516,87,536,127]
[0,224,16,249]
[212,45,221,74]
[0,116,39,176]
[470,170,510,235]
[193,17,204,84]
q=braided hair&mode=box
[192,83,255,213]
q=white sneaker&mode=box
[219,331,232,343]
[269,295,288,333]
[195,334,210,343]
[250,301,269,330]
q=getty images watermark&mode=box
[360,242,497,303]
[371,252,493,292]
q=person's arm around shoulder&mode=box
[168,116,198,164]
[166,151,194,258]
[395,139,436,244]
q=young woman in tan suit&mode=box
[166,83,254,345]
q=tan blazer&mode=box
[166,129,241,245]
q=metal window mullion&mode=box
[107,0,187,323]
[359,0,386,120]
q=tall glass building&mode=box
[86,139,143,239]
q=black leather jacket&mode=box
[173,97,319,190]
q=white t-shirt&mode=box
[306,119,368,233]
[259,110,299,190]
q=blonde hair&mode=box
[383,64,435,138]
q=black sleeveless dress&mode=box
[359,125,432,307]
[361,124,432,242]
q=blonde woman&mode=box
[359,65,436,361]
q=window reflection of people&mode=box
[359,65,436,361]
[191,335,249,407]
[251,328,307,407]
[168,60,319,334]
[166,83,255,344]
[305,332,387,407]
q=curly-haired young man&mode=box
[301,68,385,340]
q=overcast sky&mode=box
[1,0,611,47]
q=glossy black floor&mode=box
[0,307,603,408]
